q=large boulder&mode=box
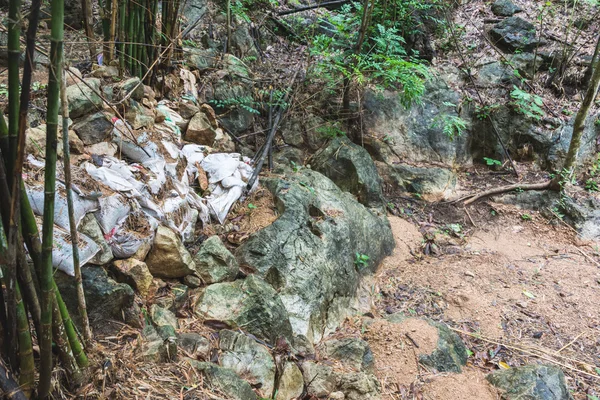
[489,17,546,53]
[146,226,196,278]
[362,68,470,198]
[320,338,374,372]
[54,266,137,329]
[491,0,522,17]
[193,236,239,284]
[111,258,153,297]
[301,361,381,400]
[312,136,385,209]
[66,78,103,119]
[487,364,573,400]
[236,169,394,343]
[72,111,113,145]
[219,330,276,398]
[194,275,293,344]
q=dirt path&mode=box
[339,209,600,399]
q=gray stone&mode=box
[277,362,304,400]
[491,0,522,17]
[487,364,573,400]
[419,322,469,373]
[117,77,144,101]
[231,24,259,59]
[72,111,113,145]
[321,338,374,372]
[54,266,138,329]
[194,275,293,344]
[125,100,155,130]
[188,360,258,400]
[79,214,114,266]
[489,17,545,53]
[301,362,380,400]
[179,102,200,120]
[185,111,217,145]
[312,136,385,209]
[376,162,457,199]
[146,226,196,278]
[177,333,211,359]
[236,169,394,343]
[25,125,84,159]
[194,236,239,284]
[183,274,203,288]
[185,48,218,71]
[476,62,518,87]
[150,304,179,329]
[67,78,103,119]
[302,362,338,398]
[91,66,120,79]
[219,330,276,398]
[180,0,208,31]
[141,325,177,362]
[338,371,380,400]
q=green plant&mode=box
[484,157,502,167]
[354,253,370,269]
[510,86,545,121]
[521,213,532,220]
[475,103,499,120]
[433,114,467,141]
[290,160,302,173]
[585,179,598,192]
[248,203,258,209]
[317,123,346,139]
[210,96,260,115]
[515,187,524,193]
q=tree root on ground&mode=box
[461,180,555,205]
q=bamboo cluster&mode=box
[0,0,89,397]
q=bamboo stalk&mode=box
[39,0,65,393]
[108,0,117,63]
[15,283,34,398]
[118,0,126,73]
[81,0,97,59]
[60,67,93,348]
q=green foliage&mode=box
[510,86,544,121]
[308,1,439,109]
[433,113,467,141]
[247,203,258,209]
[209,96,260,114]
[354,252,370,269]
[290,160,302,172]
[585,179,598,192]
[317,123,346,139]
[521,213,532,220]
[474,103,499,120]
[484,157,502,167]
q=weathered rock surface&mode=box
[188,360,258,400]
[194,275,293,344]
[277,362,304,400]
[237,169,394,343]
[280,112,328,151]
[150,304,179,329]
[312,136,384,209]
[185,109,217,144]
[67,78,103,119]
[54,267,137,328]
[25,125,84,159]
[219,330,276,398]
[301,361,381,400]
[146,226,196,278]
[194,236,239,284]
[491,0,522,17]
[320,338,374,372]
[117,77,145,101]
[185,48,218,71]
[72,111,113,145]
[362,69,470,198]
[177,333,211,360]
[489,17,545,53]
[111,258,153,297]
[419,322,469,373]
[487,364,573,400]
[141,325,177,362]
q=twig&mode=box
[463,181,553,205]
[556,331,586,354]
[575,247,600,267]
[405,333,419,348]
[464,206,477,227]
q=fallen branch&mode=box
[277,0,349,16]
[463,181,554,205]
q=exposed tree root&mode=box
[462,181,555,205]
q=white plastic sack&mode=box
[201,153,241,184]
[27,182,98,231]
[53,226,100,276]
[94,193,131,234]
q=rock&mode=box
[188,360,258,400]
[185,48,218,71]
[54,266,137,329]
[72,111,113,145]
[338,371,380,400]
[487,364,573,400]
[301,362,338,397]
[321,338,374,372]
[64,0,83,28]
[236,169,394,343]
[150,304,179,329]
[183,274,203,288]
[489,17,545,53]
[111,258,153,297]
[231,24,259,59]
[67,78,103,119]
[178,102,200,120]
[67,130,86,154]
[329,392,345,400]
[419,322,469,373]
[125,100,155,129]
[177,333,210,359]
[475,61,517,87]
[65,67,83,87]
[117,77,144,101]
[376,162,457,199]
[25,125,85,159]
[146,226,196,278]
[194,275,293,344]
[277,362,304,400]
[362,69,470,198]
[194,236,239,284]
[491,0,522,17]
[91,65,120,79]
[312,136,384,209]
[79,214,114,265]
[219,330,276,398]
[185,110,217,144]
[141,325,177,362]
[86,141,118,158]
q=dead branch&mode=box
[463,181,554,205]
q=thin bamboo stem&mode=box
[15,283,34,398]
[60,67,93,348]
